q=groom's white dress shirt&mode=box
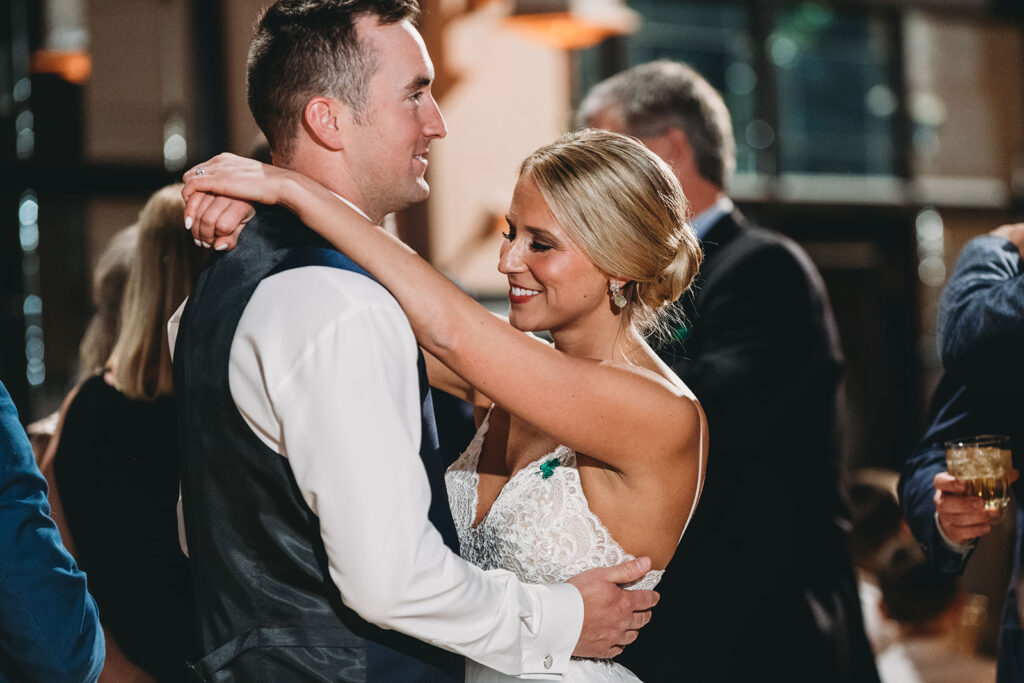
[169,204,583,679]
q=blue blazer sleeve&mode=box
[939,235,1024,390]
[0,382,104,683]
[898,375,977,574]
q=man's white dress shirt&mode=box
[169,213,582,678]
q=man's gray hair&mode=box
[577,60,735,189]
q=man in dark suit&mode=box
[900,223,1024,681]
[579,60,879,682]
[0,379,104,682]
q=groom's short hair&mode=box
[247,0,420,163]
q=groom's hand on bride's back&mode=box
[567,557,659,659]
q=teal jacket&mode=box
[0,380,104,682]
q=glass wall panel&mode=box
[579,1,759,174]
[771,4,898,176]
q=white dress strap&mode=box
[677,405,707,543]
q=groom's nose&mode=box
[422,93,446,140]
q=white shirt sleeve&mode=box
[167,298,190,557]
[231,268,583,678]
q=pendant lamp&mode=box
[505,0,639,50]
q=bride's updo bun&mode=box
[519,128,702,337]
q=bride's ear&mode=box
[302,97,345,151]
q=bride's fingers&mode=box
[212,224,245,253]
[210,202,254,251]
[195,196,252,246]
[188,193,219,246]
[194,196,235,246]
[184,190,209,232]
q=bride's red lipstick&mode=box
[508,285,540,304]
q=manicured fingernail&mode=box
[215,243,228,251]
[185,216,193,230]
[201,241,211,248]
[193,239,201,247]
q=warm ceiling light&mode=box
[505,0,639,50]
[30,49,92,85]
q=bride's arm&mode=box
[423,349,475,405]
[184,155,700,472]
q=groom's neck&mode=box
[277,147,381,223]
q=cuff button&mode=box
[543,654,553,669]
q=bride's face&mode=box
[499,175,610,335]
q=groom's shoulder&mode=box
[251,261,407,333]
[238,268,413,372]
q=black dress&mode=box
[54,375,191,682]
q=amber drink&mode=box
[945,435,1012,510]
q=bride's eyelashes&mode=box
[501,223,555,252]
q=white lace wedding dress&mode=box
[446,411,704,683]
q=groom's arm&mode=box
[237,270,652,677]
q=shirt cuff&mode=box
[518,583,584,679]
[935,511,976,554]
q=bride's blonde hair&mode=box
[518,129,701,338]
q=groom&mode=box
[173,1,656,681]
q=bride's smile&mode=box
[499,175,613,339]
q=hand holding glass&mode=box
[945,435,1012,510]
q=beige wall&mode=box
[84,0,266,165]
[83,0,194,165]
[222,0,269,155]
[906,11,1024,204]
[429,3,570,294]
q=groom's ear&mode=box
[302,97,345,151]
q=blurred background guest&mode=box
[848,468,907,655]
[579,59,875,683]
[24,225,138,467]
[900,223,1024,680]
[876,541,996,683]
[49,185,204,682]
[0,377,104,683]
[34,221,140,563]
[75,224,140,382]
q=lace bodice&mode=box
[445,413,664,591]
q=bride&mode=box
[184,129,708,682]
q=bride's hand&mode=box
[181,153,286,250]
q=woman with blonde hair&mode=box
[78,223,139,380]
[53,184,205,682]
[185,130,708,682]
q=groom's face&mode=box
[342,17,447,220]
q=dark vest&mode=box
[174,206,463,682]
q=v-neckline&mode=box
[466,411,571,531]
